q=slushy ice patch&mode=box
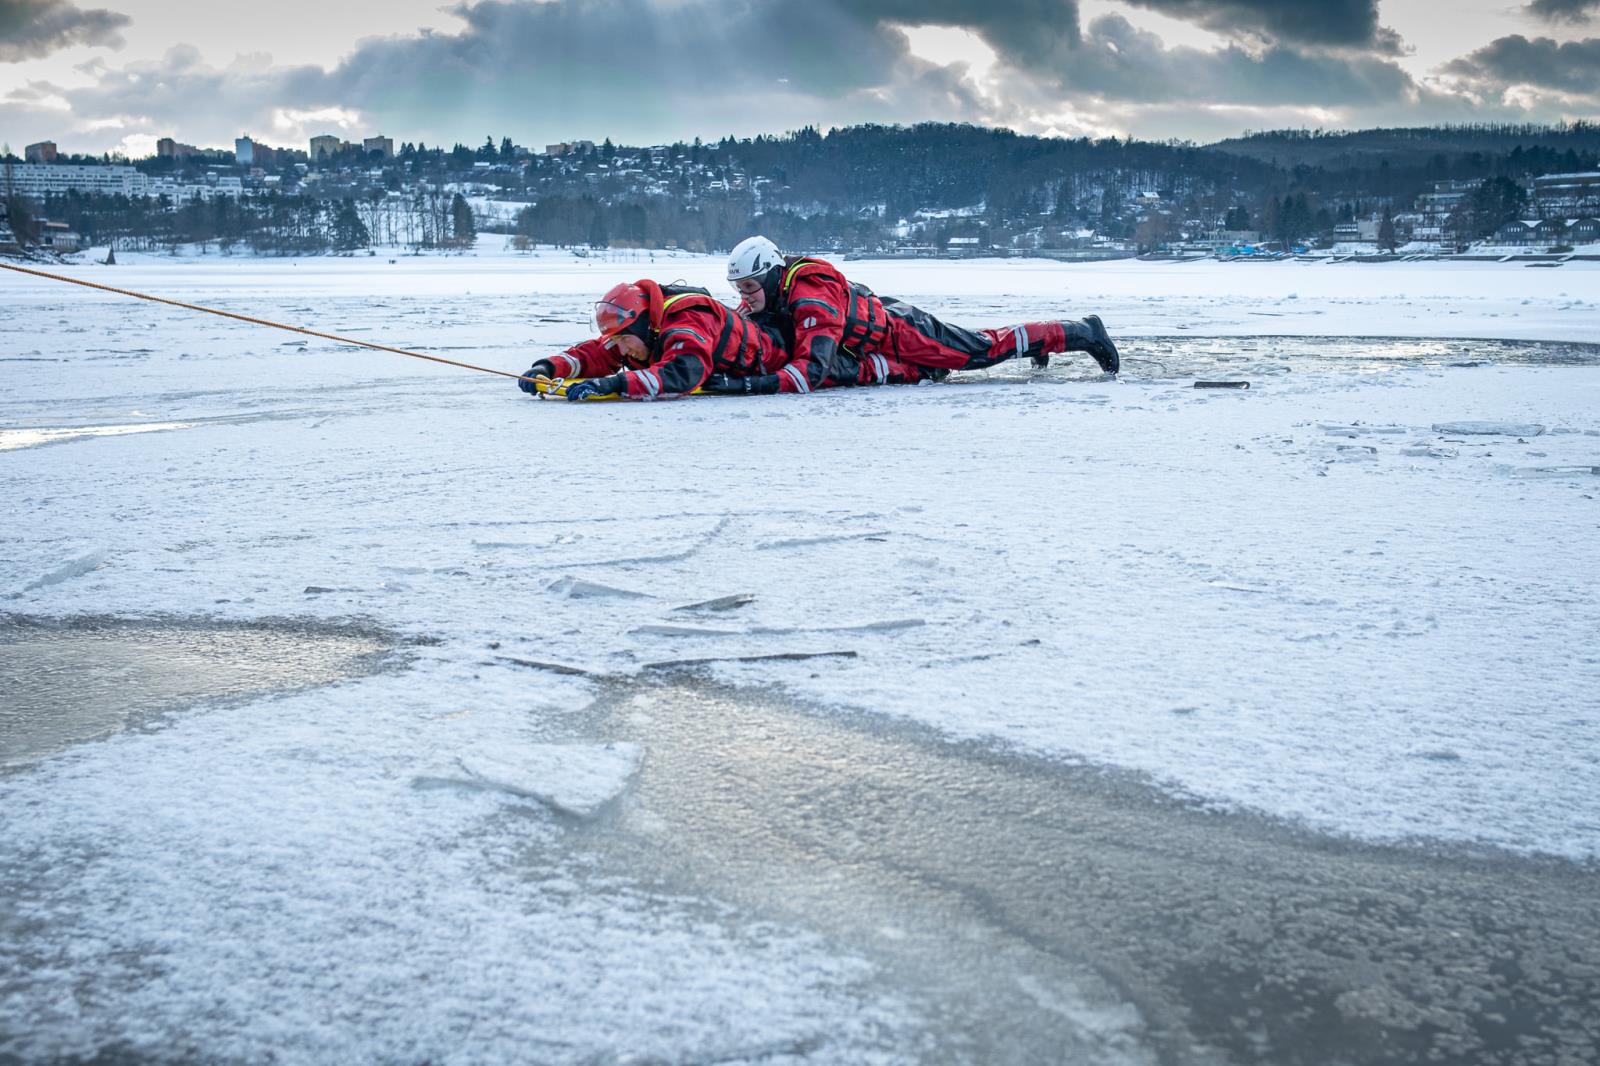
[0,616,395,767]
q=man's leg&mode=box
[881,298,1116,373]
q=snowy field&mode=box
[3,239,1600,1063]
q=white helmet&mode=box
[726,235,783,284]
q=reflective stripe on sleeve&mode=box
[781,364,810,393]
[659,327,710,347]
[791,297,840,318]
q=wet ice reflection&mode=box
[579,678,1600,1066]
[0,618,392,767]
[0,422,197,451]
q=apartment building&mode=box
[4,163,149,198]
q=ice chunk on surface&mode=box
[547,576,649,600]
[1431,421,1545,436]
[416,741,642,818]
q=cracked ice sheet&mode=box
[3,250,1599,858]
[414,738,643,817]
[0,657,924,1064]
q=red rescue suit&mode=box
[544,280,785,400]
[757,257,894,393]
[760,256,1068,380]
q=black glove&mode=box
[704,373,781,395]
[516,359,557,395]
[703,373,753,395]
[565,375,624,402]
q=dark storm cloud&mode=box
[320,0,1416,126]
[1054,14,1414,106]
[0,0,128,61]
[12,0,1561,153]
[1122,0,1402,52]
[316,0,928,134]
[1445,34,1600,95]
[25,0,974,148]
[838,0,1083,67]
[1524,0,1600,24]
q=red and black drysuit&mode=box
[541,280,786,400]
[742,256,1071,392]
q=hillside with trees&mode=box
[7,120,1598,257]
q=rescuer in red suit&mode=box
[519,277,928,400]
[708,236,1120,396]
[517,278,787,401]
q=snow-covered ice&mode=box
[414,738,642,817]
[3,240,1599,1062]
[0,661,923,1063]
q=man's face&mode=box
[610,332,649,366]
[735,277,765,314]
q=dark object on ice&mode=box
[643,650,857,670]
[672,593,756,613]
[303,585,337,594]
[1194,381,1250,389]
[496,655,593,677]
[103,248,115,266]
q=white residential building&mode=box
[3,163,150,199]
[146,178,244,205]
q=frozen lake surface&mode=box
[3,244,1599,1063]
[0,616,395,767]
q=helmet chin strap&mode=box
[623,316,654,363]
[762,265,781,311]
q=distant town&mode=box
[4,122,1600,261]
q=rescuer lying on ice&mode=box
[517,277,927,401]
[516,278,782,402]
[702,236,1120,395]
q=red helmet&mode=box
[594,282,649,348]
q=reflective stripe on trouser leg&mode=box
[974,322,1067,369]
[781,364,811,393]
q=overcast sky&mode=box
[2,0,1597,157]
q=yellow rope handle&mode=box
[1,260,542,384]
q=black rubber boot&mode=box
[1061,316,1119,374]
